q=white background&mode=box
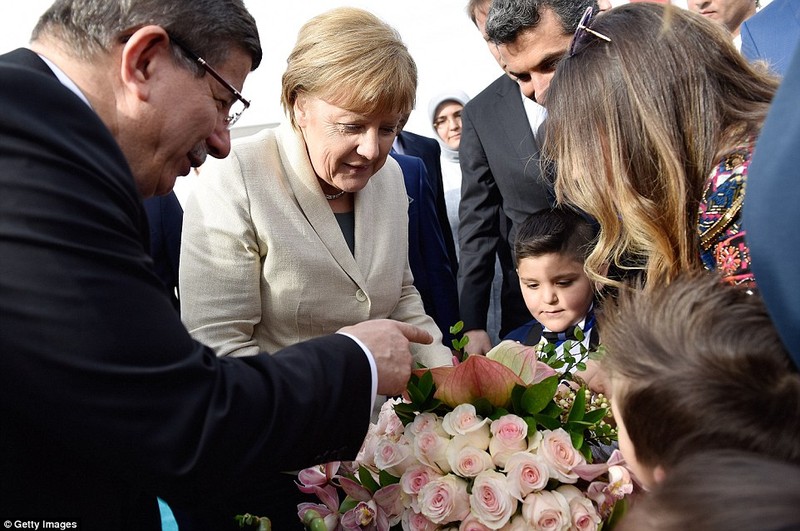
[3,0,769,137]
[0,1,506,137]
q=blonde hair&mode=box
[544,4,778,290]
[281,7,417,126]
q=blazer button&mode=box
[356,289,367,302]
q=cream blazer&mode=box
[179,122,451,368]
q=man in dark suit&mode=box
[395,130,460,276]
[744,45,800,370]
[741,0,800,76]
[143,192,184,311]
[457,0,594,354]
[392,152,460,347]
[0,1,428,528]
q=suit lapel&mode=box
[276,123,366,286]
[492,76,540,162]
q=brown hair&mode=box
[544,3,778,290]
[281,7,417,126]
[600,272,800,471]
[618,450,800,531]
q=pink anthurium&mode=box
[432,354,525,408]
[486,340,557,385]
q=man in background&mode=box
[0,0,427,527]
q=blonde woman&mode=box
[179,8,451,528]
[544,3,778,290]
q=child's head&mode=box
[514,208,597,333]
[600,273,800,488]
[617,450,800,531]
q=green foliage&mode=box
[395,371,445,425]
[235,513,272,531]
[450,321,469,358]
[401,337,616,459]
[358,465,380,492]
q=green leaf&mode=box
[574,326,585,342]
[450,320,464,335]
[358,466,380,493]
[521,375,559,415]
[582,408,608,425]
[511,385,526,414]
[490,407,509,421]
[339,496,358,513]
[569,429,585,450]
[407,381,426,405]
[539,400,562,417]
[379,469,401,486]
[525,417,538,435]
[417,370,435,399]
[533,413,561,430]
[568,386,587,423]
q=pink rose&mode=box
[374,436,414,476]
[489,415,529,467]
[470,470,518,529]
[402,509,438,531]
[521,490,571,531]
[408,413,446,437]
[418,474,471,525]
[357,423,380,467]
[401,463,442,497]
[537,429,586,483]
[607,465,634,498]
[459,513,494,531]
[504,452,549,501]
[446,443,494,478]
[557,485,601,531]
[414,429,452,473]
[499,515,529,531]
[376,398,405,440]
[442,404,489,436]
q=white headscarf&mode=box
[428,90,471,163]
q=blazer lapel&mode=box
[492,76,540,161]
[276,123,366,286]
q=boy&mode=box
[600,273,800,488]
[505,208,598,355]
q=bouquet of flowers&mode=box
[295,325,634,530]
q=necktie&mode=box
[542,328,577,345]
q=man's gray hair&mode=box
[32,0,262,73]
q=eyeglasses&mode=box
[568,6,611,58]
[168,34,251,128]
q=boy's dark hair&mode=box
[514,208,597,265]
[618,450,800,531]
[601,272,800,470]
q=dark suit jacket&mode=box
[396,130,459,275]
[392,152,460,346]
[458,74,553,335]
[0,48,372,530]
[741,0,800,77]
[744,45,800,370]
[143,191,183,311]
